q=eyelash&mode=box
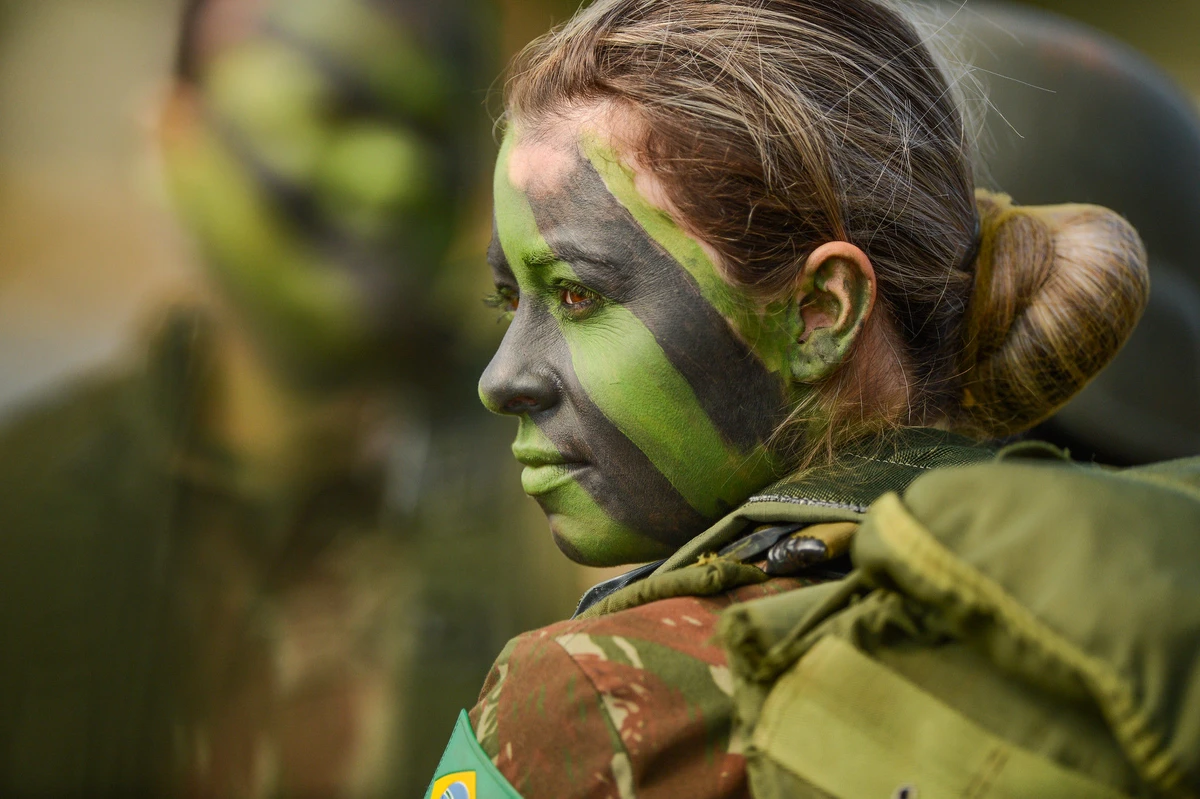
[483,288,519,321]
[484,282,604,321]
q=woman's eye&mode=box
[559,286,597,313]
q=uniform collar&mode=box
[744,427,996,515]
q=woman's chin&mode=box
[546,513,675,568]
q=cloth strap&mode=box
[755,635,1133,799]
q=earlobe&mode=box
[788,241,877,383]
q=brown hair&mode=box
[504,0,1148,456]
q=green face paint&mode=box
[163,0,487,387]
[479,128,800,566]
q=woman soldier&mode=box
[426,0,1200,797]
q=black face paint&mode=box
[527,152,786,450]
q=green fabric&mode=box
[719,451,1200,799]
[757,636,1131,799]
[576,556,768,620]
[659,428,995,572]
[858,458,1200,796]
[425,711,522,799]
[748,428,1000,511]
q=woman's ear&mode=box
[789,241,877,383]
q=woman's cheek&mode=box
[560,312,675,420]
[565,314,640,360]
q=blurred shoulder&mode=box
[0,304,210,464]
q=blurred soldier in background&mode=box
[0,0,577,795]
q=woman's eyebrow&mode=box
[538,235,645,298]
[542,238,631,282]
[488,241,559,279]
[522,249,559,270]
[546,240,603,267]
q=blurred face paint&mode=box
[479,129,801,565]
[165,0,481,386]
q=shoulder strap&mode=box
[756,636,1133,799]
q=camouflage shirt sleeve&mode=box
[468,579,805,799]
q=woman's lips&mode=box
[520,462,587,496]
[512,446,588,496]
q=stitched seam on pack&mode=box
[745,495,869,514]
[846,451,936,471]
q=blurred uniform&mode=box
[0,0,577,796]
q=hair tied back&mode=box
[955,189,1149,439]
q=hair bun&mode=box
[955,190,1149,439]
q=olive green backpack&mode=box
[720,453,1200,799]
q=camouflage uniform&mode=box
[469,576,813,798]
[430,429,1200,798]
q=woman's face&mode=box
[479,121,805,565]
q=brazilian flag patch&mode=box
[432,771,475,799]
[425,711,523,799]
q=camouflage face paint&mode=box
[165,0,487,387]
[479,129,801,566]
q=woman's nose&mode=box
[478,323,560,416]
